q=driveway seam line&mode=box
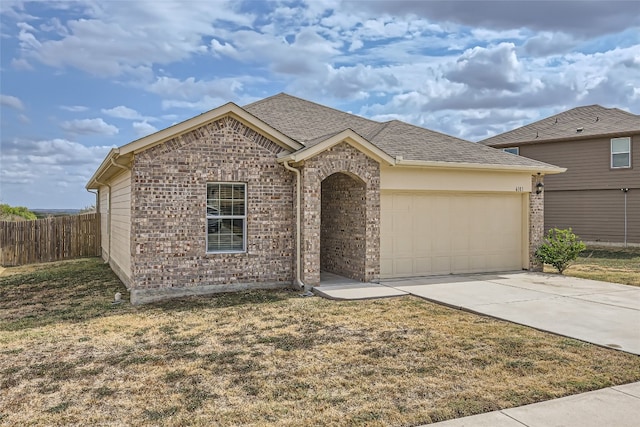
[501,411,531,426]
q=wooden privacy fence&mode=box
[0,213,101,266]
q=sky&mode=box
[1,1,639,209]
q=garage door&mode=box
[381,191,524,278]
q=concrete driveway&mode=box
[382,272,640,355]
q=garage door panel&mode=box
[381,191,523,278]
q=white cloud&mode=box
[0,94,25,110]
[60,105,89,112]
[524,32,577,56]
[210,39,238,58]
[446,43,524,91]
[348,1,640,37]
[0,137,114,208]
[146,75,261,109]
[60,118,119,135]
[161,96,226,111]
[132,121,158,137]
[10,58,33,70]
[101,105,157,121]
[12,0,254,77]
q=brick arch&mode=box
[318,161,371,186]
[299,141,381,286]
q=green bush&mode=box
[0,204,37,221]
[535,228,586,274]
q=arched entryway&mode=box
[320,172,367,281]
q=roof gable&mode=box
[481,105,640,147]
[247,93,562,170]
[277,129,395,165]
[119,102,302,155]
[87,103,303,189]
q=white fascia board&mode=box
[277,129,395,165]
[86,148,118,189]
[394,159,566,175]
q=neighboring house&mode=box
[87,93,563,304]
[481,105,640,246]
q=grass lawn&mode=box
[1,258,640,426]
[544,245,640,286]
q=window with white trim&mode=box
[503,147,519,155]
[611,137,631,169]
[206,183,246,252]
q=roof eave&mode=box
[277,129,395,165]
[394,159,566,175]
[485,129,640,148]
[86,148,118,190]
[119,103,303,156]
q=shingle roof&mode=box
[480,105,640,147]
[245,93,555,168]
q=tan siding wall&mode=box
[518,134,639,191]
[545,189,639,244]
[109,170,132,281]
[99,185,109,260]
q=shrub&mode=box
[0,204,37,221]
[535,228,586,274]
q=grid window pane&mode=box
[207,183,246,252]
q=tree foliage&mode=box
[535,228,586,274]
[0,204,37,221]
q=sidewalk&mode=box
[427,382,640,426]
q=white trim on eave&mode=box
[394,158,566,174]
[86,103,305,189]
[119,103,302,156]
[277,129,395,165]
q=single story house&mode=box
[86,93,564,304]
[481,105,639,246]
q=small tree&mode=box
[535,228,586,274]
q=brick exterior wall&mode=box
[130,117,295,298]
[320,172,366,281]
[529,175,545,271]
[299,142,380,286]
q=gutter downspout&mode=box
[86,189,98,211]
[110,156,130,173]
[622,188,629,247]
[281,160,309,292]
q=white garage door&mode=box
[381,191,524,278]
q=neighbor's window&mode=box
[206,183,246,252]
[503,147,519,155]
[611,137,631,168]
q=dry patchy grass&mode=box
[1,258,640,426]
[545,246,640,286]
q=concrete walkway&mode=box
[315,271,640,426]
[314,271,408,300]
[426,381,640,427]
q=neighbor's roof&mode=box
[481,105,640,147]
[245,93,557,168]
